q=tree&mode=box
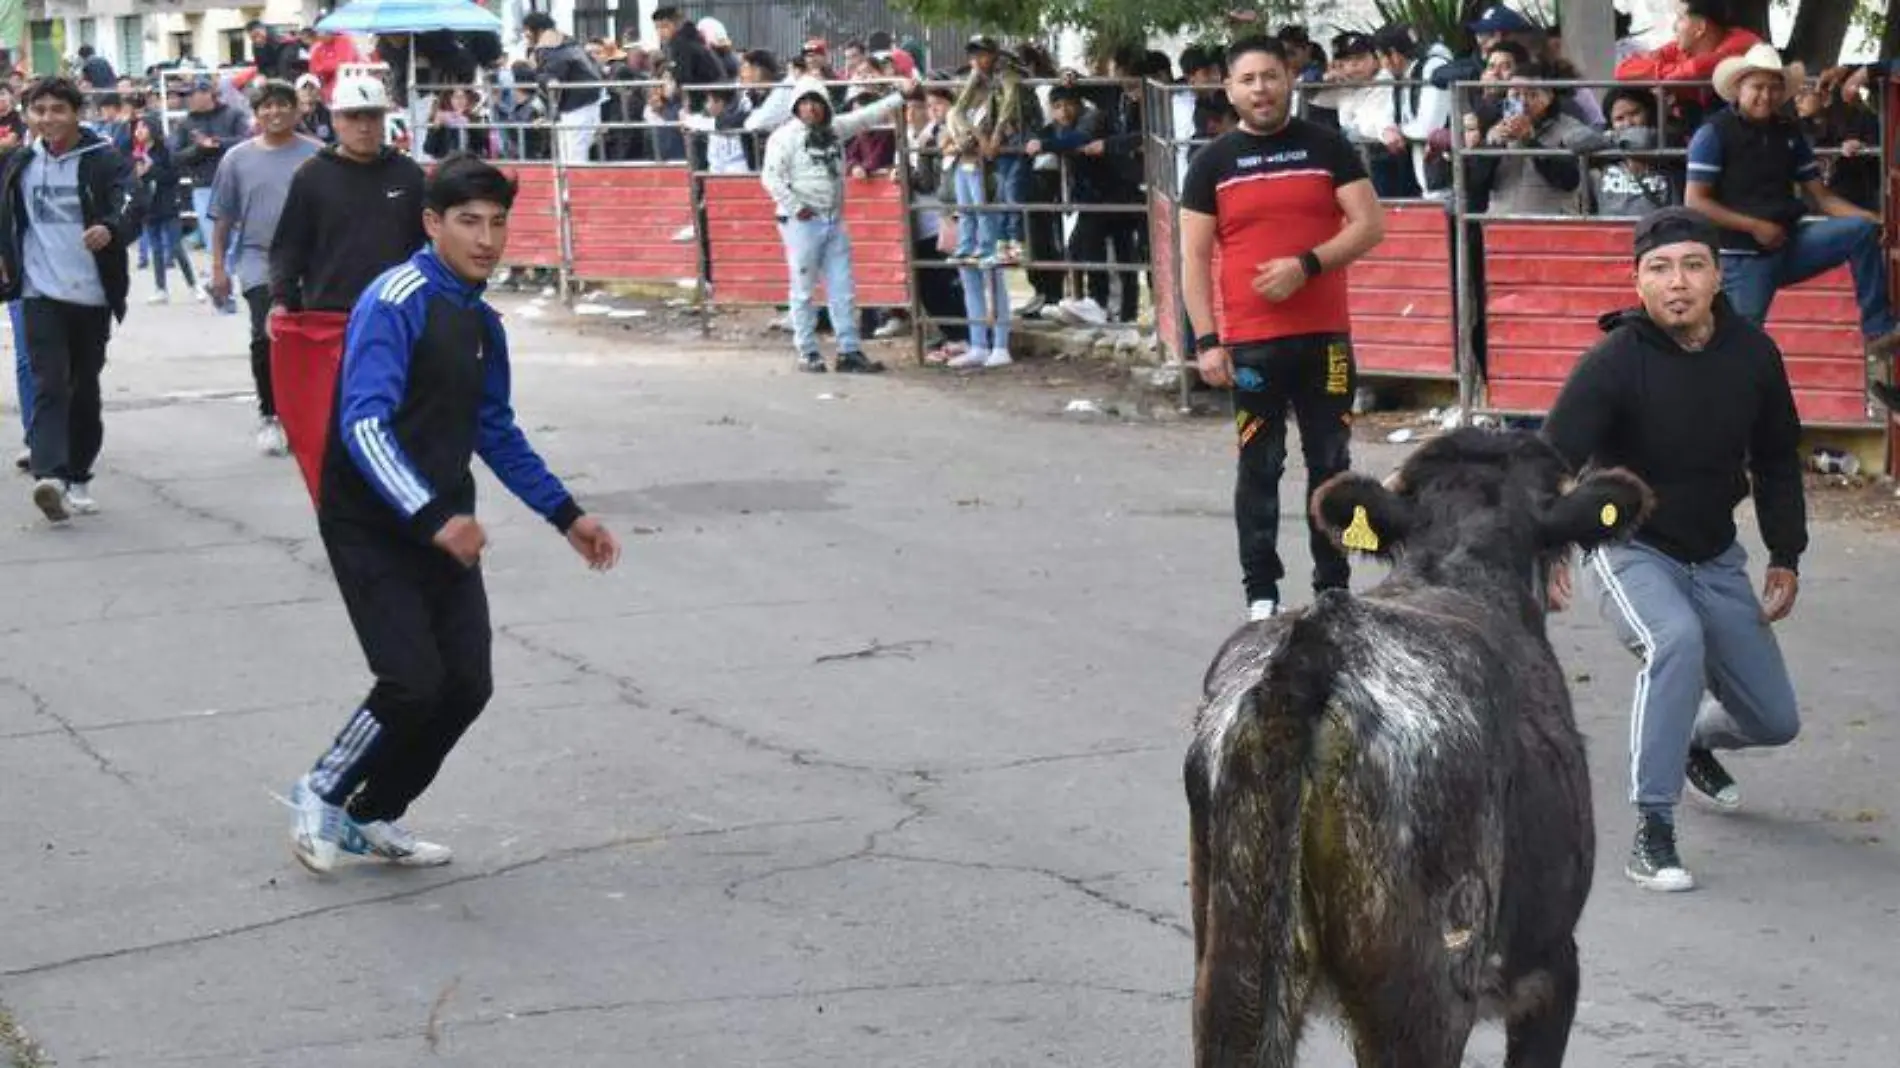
[892,0,1314,51]
[1785,0,1854,68]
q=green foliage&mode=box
[892,0,1324,52]
[1369,0,1477,52]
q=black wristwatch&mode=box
[1195,332,1221,352]
[1298,251,1323,278]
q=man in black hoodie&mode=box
[270,76,427,315]
[1544,207,1806,896]
[171,78,249,251]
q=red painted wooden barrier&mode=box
[1150,192,1183,354]
[1484,220,1875,427]
[495,163,561,270]
[1348,203,1456,378]
[701,175,911,306]
[565,165,701,285]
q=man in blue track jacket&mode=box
[286,153,621,876]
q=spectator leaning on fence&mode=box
[945,37,1003,267]
[1314,33,1406,199]
[1373,23,1453,200]
[761,74,919,374]
[1432,3,1539,93]
[524,12,607,164]
[1685,45,1900,405]
[1591,87,1680,217]
[1466,61,1602,217]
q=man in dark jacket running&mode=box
[0,77,146,522]
[1544,207,1807,895]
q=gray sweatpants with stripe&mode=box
[1588,540,1801,807]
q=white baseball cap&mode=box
[332,76,390,113]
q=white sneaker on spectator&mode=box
[872,316,909,340]
[982,348,1013,369]
[1248,599,1280,622]
[947,348,992,369]
[1065,297,1109,326]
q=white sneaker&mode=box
[347,819,453,867]
[256,417,288,457]
[982,348,1013,368]
[947,348,992,369]
[288,774,345,876]
[1066,297,1109,326]
[1248,599,1280,622]
[65,481,97,515]
[146,290,170,305]
[31,478,68,523]
[872,316,909,339]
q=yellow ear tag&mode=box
[1600,503,1619,528]
[1342,505,1380,552]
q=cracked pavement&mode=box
[0,283,1896,1066]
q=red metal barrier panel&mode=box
[1151,192,1183,358]
[565,165,700,285]
[702,175,910,307]
[1484,220,1874,427]
[1197,201,1454,379]
[496,163,560,270]
[1348,203,1456,379]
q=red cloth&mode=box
[887,49,916,77]
[1614,27,1761,87]
[308,35,364,98]
[270,310,350,507]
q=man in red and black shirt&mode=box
[1180,36,1385,622]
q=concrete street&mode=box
[0,276,1895,1067]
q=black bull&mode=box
[1185,429,1654,1068]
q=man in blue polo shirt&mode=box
[1685,44,1900,405]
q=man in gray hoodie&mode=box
[761,74,918,373]
[0,77,145,522]
[171,78,249,251]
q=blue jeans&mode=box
[9,301,30,442]
[958,265,1011,353]
[953,164,999,258]
[780,215,860,357]
[994,153,1026,244]
[190,186,214,249]
[1720,216,1897,339]
[145,218,196,293]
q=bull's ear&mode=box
[1311,473,1412,557]
[1538,468,1653,550]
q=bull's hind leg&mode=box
[1339,963,1479,1068]
[1504,936,1581,1068]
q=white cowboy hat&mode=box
[1712,43,1804,104]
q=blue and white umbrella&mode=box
[314,0,502,36]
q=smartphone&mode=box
[1503,96,1524,120]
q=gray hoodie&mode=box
[22,138,110,307]
[761,80,905,218]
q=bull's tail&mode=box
[1191,611,1338,1068]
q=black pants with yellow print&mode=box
[1229,333,1356,607]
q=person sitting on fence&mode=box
[1591,87,1681,217]
[1615,0,1760,130]
[761,74,919,374]
[1464,60,1599,217]
[1685,45,1900,400]
[988,51,1043,267]
[945,37,1003,268]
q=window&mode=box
[171,32,194,63]
[223,29,247,67]
[119,17,144,76]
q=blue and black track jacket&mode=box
[318,247,584,543]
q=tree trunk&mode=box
[1785,0,1854,69]
[1728,0,1773,39]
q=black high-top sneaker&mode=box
[1686,747,1742,810]
[1626,813,1696,893]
